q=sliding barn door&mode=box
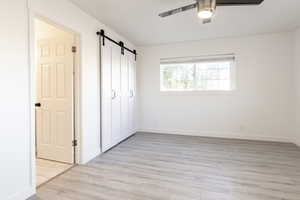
[101,40,123,151]
[101,39,136,152]
[101,41,113,152]
[121,53,130,139]
[128,54,137,135]
[111,45,122,145]
[36,37,74,164]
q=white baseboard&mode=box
[80,149,101,165]
[137,128,292,143]
[296,139,300,147]
[7,186,35,200]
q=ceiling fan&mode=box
[159,0,264,24]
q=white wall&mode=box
[138,32,295,142]
[35,19,72,40]
[294,28,300,147]
[0,0,135,199]
[0,1,33,200]
[29,0,135,165]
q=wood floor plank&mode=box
[30,133,300,200]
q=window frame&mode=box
[159,55,237,94]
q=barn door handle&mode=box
[35,103,41,107]
[130,90,134,98]
[112,90,116,100]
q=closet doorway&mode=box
[34,18,78,187]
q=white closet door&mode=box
[121,53,129,139]
[101,41,113,152]
[132,56,137,132]
[111,45,122,145]
[128,54,136,135]
[101,40,136,152]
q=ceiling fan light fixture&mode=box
[197,9,214,19]
[197,0,216,19]
[158,0,265,23]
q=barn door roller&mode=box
[97,29,137,60]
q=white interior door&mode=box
[111,45,122,145]
[101,41,113,152]
[121,53,129,139]
[129,54,136,135]
[36,37,74,164]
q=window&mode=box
[160,55,235,92]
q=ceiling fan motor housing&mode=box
[197,0,217,16]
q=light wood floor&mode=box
[31,133,300,200]
[36,159,72,187]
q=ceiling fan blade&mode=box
[159,3,197,18]
[216,0,264,6]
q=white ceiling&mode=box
[70,0,300,46]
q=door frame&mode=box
[29,12,82,189]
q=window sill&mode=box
[159,90,237,96]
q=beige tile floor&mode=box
[36,158,72,187]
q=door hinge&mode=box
[72,46,77,53]
[72,140,78,147]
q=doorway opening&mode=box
[34,18,78,187]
